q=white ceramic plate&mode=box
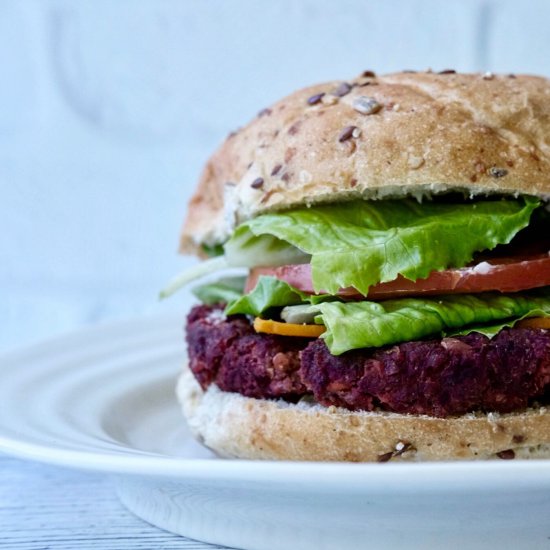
[1,313,550,550]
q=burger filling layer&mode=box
[165,195,550,417]
[187,304,550,418]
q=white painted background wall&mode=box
[2,0,550,352]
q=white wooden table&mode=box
[0,455,229,549]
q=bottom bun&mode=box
[177,364,550,462]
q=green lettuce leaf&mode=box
[192,277,246,305]
[316,291,550,354]
[225,197,539,295]
[449,309,550,338]
[201,243,225,258]
[224,275,333,316]
[224,276,311,316]
[225,276,550,354]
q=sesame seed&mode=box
[284,147,296,163]
[483,71,495,80]
[287,121,301,135]
[333,82,352,97]
[351,127,362,138]
[271,164,282,176]
[408,155,425,169]
[496,449,515,460]
[489,166,508,178]
[260,190,274,204]
[352,96,382,115]
[321,94,339,106]
[338,125,358,142]
[377,452,394,463]
[307,92,325,105]
[356,79,378,87]
[251,177,264,189]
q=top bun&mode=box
[180,71,550,254]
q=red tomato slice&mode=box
[246,253,550,299]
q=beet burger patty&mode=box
[187,304,550,418]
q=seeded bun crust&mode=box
[177,365,550,462]
[180,71,550,254]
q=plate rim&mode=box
[4,431,550,490]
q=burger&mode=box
[163,70,550,462]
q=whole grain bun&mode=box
[177,364,550,462]
[180,71,550,254]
